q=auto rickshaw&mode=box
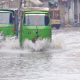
[19,8,52,47]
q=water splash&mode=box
[50,33,65,49]
[23,34,65,51]
[23,39,51,51]
[0,36,20,49]
[0,33,65,52]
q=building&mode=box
[0,0,42,8]
[0,0,20,8]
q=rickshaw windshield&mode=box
[0,11,13,24]
[25,14,49,26]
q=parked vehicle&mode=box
[50,9,61,29]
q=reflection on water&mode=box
[0,52,52,79]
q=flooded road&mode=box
[0,27,80,80]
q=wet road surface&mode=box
[0,27,80,80]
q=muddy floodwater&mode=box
[0,27,80,80]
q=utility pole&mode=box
[18,0,23,47]
[77,0,80,23]
[59,0,65,27]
